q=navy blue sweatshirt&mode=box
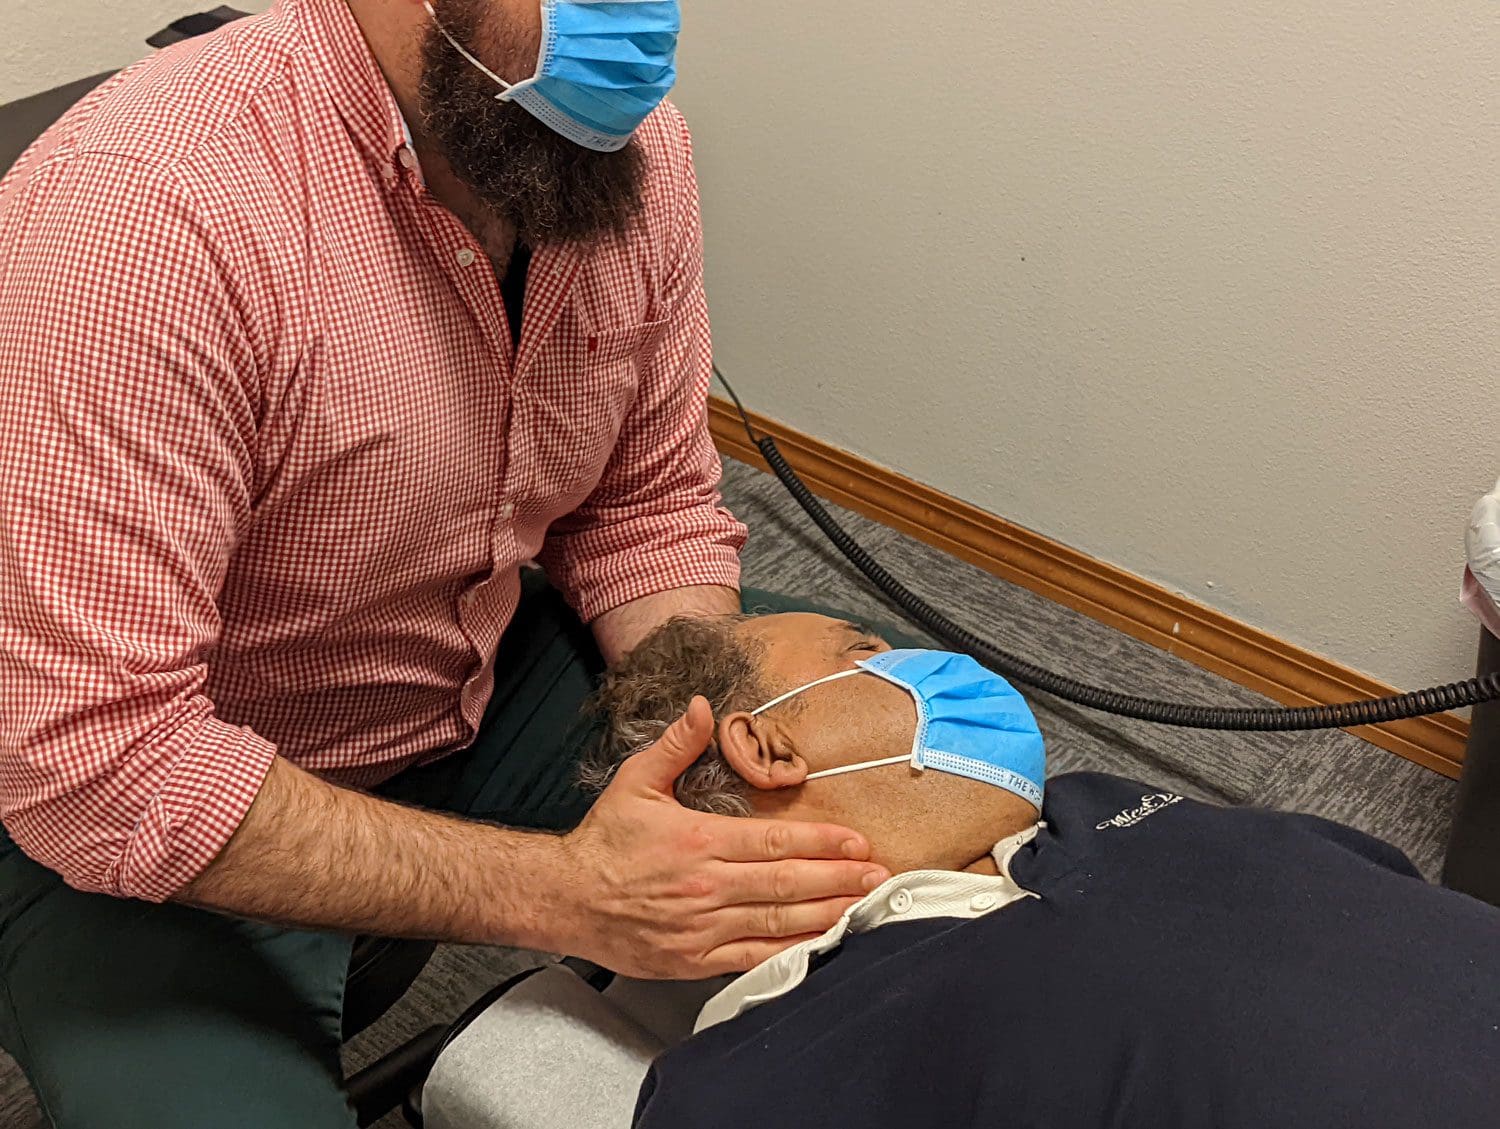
[635,772,1500,1129]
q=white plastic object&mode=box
[1461,477,1500,638]
[1467,479,1500,604]
[421,965,664,1129]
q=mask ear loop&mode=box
[750,667,864,716]
[804,753,911,780]
[423,1,538,100]
[752,666,924,781]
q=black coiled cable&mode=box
[715,367,1500,730]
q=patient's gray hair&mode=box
[580,614,770,816]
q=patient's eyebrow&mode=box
[834,620,878,640]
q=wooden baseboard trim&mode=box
[709,397,1467,779]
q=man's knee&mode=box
[15,1026,358,1129]
[0,850,356,1128]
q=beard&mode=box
[417,0,647,247]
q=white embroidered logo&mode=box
[1096,792,1183,830]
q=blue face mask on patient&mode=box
[751,649,1047,808]
[424,0,680,152]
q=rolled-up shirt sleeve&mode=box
[0,152,276,901]
[538,109,747,621]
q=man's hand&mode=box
[179,695,883,978]
[554,696,889,979]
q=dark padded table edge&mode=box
[1441,627,1500,906]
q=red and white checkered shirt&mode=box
[0,0,745,902]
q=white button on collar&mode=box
[498,501,516,521]
[888,888,913,914]
[456,248,477,267]
[397,147,418,170]
[970,893,997,912]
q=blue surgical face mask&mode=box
[424,0,680,152]
[751,649,1047,808]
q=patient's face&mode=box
[720,614,1037,874]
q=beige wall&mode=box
[675,1,1500,693]
[1,1,271,104]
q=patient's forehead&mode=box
[735,612,847,648]
[732,613,887,686]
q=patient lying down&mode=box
[584,613,1500,1129]
[585,612,1039,878]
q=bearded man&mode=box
[0,3,884,1124]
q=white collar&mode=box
[694,823,1043,1033]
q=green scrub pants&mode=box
[0,575,862,1127]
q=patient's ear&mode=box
[717,712,808,791]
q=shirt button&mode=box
[461,590,478,607]
[888,888,913,914]
[455,248,477,267]
[970,893,997,912]
[497,501,516,521]
[397,146,418,169]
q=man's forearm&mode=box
[179,586,735,944]
[179,756,573,948]
[592,584,740,665]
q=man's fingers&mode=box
[712,858,887,908]
[616,695,715,795]
[714,815,874,863]
[700,934,829,977]
[715,896,864,945]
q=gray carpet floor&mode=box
[0,456,1460,1127]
